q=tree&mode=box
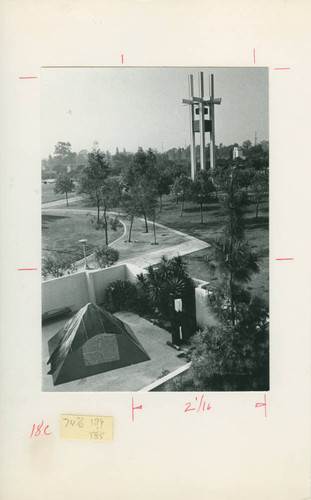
[54,141,72,158]
[100,178,122,245]
[207,166,258,325]
[94,245,119,268]
[188,296,269,390]
[136,255,195,321]
[53,141,77,169]
[145,186,159,245]
[123,148,159,233]
[172,174,192,216]
[251,169,269,218]
[54,174,75,206]
[120,189,140,243]
[207,239,260,326]
[242,140,252,156]
[190,170,215,223]
[79,150,110,224]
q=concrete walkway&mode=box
[118,238,209,268]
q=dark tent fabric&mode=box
[47,303,150,385]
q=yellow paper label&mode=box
[61,414,113,441]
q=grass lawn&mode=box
[157,194,269,303]
[42,211,123,262]
[42,182,77,204]
[45,193,269,303]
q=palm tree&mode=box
[137,256,195,322]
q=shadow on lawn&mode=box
[42,214,70,229]
[245,216,269,229]
[183,203,219,214]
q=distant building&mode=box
[233,146,243,159]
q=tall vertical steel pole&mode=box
[188,74,196,180]
[199,72,206,171]
[209,74,216,169]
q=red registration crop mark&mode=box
[274,68,290,70]
[30,421,52,438]
[276,258,294,261]
[121,54,124,64]
[132,397,143,422]
[18,268,37,271]
[19,76,38,79]
[255,394,267,418]
[253,48,256,64]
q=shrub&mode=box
[105,280,138,312]
[94,245,119,268]
[109,217,122,231]
[87,213,107,231]
[42,255,77,279]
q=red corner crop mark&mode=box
[19,76,38,79]
[253,49,255,64]
[276,258,294,261]
[132,397,142,422]
[121,54,124,64]
[274,68,290,70]
[18,268,37,271]
[255,394,267,417]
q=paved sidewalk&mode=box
[118,238,209,269]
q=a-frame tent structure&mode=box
[47,302,150,385]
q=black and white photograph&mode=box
[2,1,311,499]
[41,67,269,392]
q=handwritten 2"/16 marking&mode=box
[185,395,211,413]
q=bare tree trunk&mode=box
[153,218,157,245]
[180,199,184,217]
[103,209,108,245]
[129,215,134,242]
[200,202,203,223]
[66,191,69,207]
[97,200,100,224]
[159,195,162,211]
[143,211,149,233]
[255,199,260,218]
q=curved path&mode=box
[42,205,209,270]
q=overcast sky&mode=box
[41,67,268,158]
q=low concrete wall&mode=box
[42,263,218,330]
[91,263,127,305]
[125,263,148,282]
[42,264,128,315]
[42,271,89,315]
[139,363,191,392]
